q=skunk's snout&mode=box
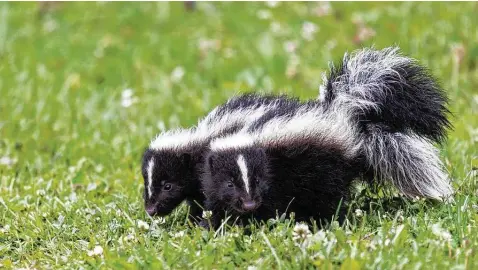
[145,205,157,216]
[241,199,257,212]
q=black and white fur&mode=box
[201,47,453,228]
[142,93,300,221]
[320,47,453,199]
[201,101,363,228]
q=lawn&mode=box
[0,2,477,269]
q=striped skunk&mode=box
[200,47,452,228]
[141,93,301,221]
[201,101,361,227]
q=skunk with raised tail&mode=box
[200,47,453,228]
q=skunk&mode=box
[142,93,301,221]
[200,47,452,228]
[201,102,361,228]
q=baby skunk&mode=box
[201,103,362,228]
[142,93,300,221]
[201,47,452,228]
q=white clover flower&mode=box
[257,10,272,20]
[86,183,97,192]
[301,21,319,41]
[137,220,150,231]
[154,217,166,225]
[283,40,297,54]
[325,39,337,50]
[0,156,16,166]
[293,223,311,242]
[121,99,133,108]
[198,38,220,54]
[87,245,103,257]
[68,166,76,173]
[0,225,10,234]
[121,88,139,108]
[431,223,452,241]
[170,66,185,83]
[355,209,364,217]
[43,18,58,33]
[266,1,279,8]
[223,48,236,59]
[355,25,376,44]
[270,22,281,34]
[314,2,332,17]
[172,230,186,238]
[309,229,328,246]
[123,234,136,243]
[202,210,212,220]
[122,88,133,99]
[36,189,46,196]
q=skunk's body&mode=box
[142,93,301,220]
[201,47,452,228]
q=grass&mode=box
[0,2,477,269]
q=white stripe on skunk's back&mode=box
[150,105,272,151]
[210,133,255,151]
[210,105,361,158]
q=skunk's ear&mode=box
[205,153,217,173]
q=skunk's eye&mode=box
[255,178,260,184]
[163,184,172,191]
[227,181,234,188]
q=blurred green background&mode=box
[0,2,477,269]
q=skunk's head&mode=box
[141,148,192,216]
[202,147,270,215]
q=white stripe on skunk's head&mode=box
[236,154,250,194]
[147,158,155,198]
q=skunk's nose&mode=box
[145,205,157,216]
[242,200,257,211]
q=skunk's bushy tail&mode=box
[321,47,451,142]
[322,47,453,200]
[363,124,452,200]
